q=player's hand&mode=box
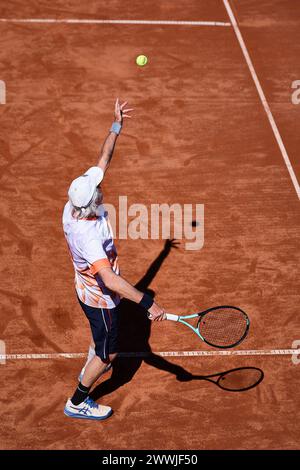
[163,239,180,254]
[148,302,166,321]
[114,98,134,124]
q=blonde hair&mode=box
[71,187,102,219]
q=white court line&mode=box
[223,0,300,200]
[0,349,298,361]
[0,18,231,27]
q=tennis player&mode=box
[62,99,166,421]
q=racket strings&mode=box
[198,309,248,347]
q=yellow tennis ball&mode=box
[136,55,148,66]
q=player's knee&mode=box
[94,344,109,363]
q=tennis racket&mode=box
[156,305,250,349]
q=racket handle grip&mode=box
[147,312,179,321]
[165,313,179,322]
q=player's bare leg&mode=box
[81,352,117,388]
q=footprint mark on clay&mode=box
[1,215,33,260]
[21,296,64,351]
[0,289,64,352]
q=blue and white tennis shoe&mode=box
[64,397,112,421]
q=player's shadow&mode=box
[89,241,264,399]
[90,239,194,401]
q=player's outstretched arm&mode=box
[97,98,133,174]
[99,267,165,321]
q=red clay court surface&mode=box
[0,0,300,450]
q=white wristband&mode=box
[110,122,122,135]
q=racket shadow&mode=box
[90,239,193,401]
[176,366,264,392]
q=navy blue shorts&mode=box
[77,296,120,363]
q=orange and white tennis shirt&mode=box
[62,197,120,309]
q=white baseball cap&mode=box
[68,167,104,208]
